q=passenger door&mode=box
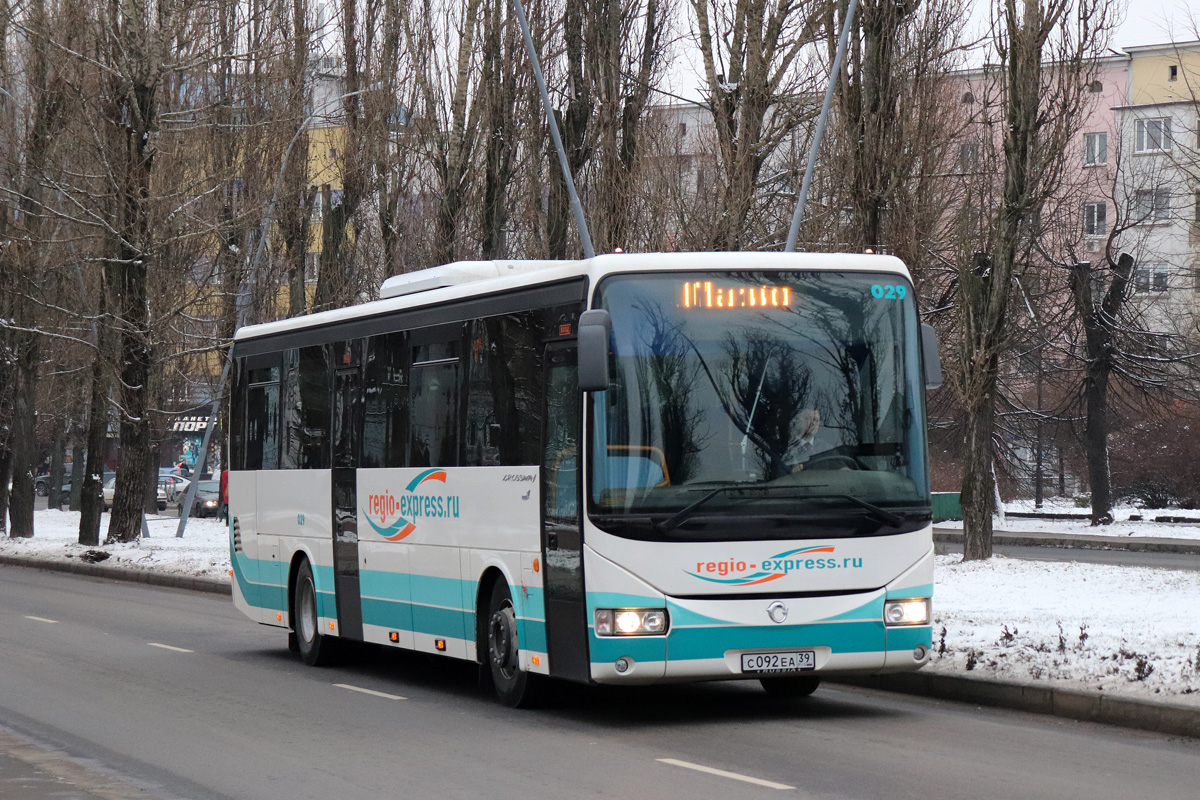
[542,344,589,680]
[332,343,364,641]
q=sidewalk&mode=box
[933,526,1200,555]
[3,534,1199,741]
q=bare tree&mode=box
[690,0,821,250]
[953,0,1111,560]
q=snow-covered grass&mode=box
[0,509,231,581]
[5,509,1200,705]
[930,554,1200,706]
[937,497,1200,540]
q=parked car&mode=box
[99,475,167,512]
[164,474,190,505]
[187,480,222,518]
[56,472,116,506]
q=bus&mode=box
[228,252,941,706]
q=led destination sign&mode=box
[681,281,791,310]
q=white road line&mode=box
[24,616,59,624]
[334,683,407,701]
[657,758,795,791]
[147,643,194,653]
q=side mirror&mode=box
[921,323,943,390]
[578,309,612,392]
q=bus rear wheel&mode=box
[759,675,820,697]
[486,580,542,708]
[294,559,337,666]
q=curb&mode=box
[933,529,1200,555]
[832,672,1200,740]
[3,556,1197,740]
[0,554,232,596]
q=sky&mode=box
[663,0,1199,104]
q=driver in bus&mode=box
[786,408,822,472]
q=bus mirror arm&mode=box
[921,323,943,390]
[578,309,612,392]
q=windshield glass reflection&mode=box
[590,271,928,535]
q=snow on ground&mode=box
[936,498,1200,540]
[5,509,1200,705]
[929,554,1200,706]
[0,509,231,582]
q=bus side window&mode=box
[245,364,281,470]
[282,346,332,469]
[363,331,408,468]
[411,342,459,468]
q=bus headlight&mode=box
[594,608,668,636]
[884,598,930,626]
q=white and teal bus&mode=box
[229,252,941,706]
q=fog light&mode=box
[594,608,669,636]
[615,657,631,673]
[884,598,930,626]
[913,645,927,660]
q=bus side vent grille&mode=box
[232,517,243,553]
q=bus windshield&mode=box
[589,270,929,539]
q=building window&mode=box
[1083,132,1107,166]
[1169,65,1178,81]
[1134,189,1171,224]
[1194,190,1200,223]
[1135,117,1171,153]
[958,141,980,172]
[1133,263,1169,293]
[1084,202,1106,236]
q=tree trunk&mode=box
[961,376,997,559]
[0,448,11,535]
[1070,253,1133,526]
[69,440,85,511]
[78,311,109,547]
[48,420,66,511]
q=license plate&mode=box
[741,651,816,674]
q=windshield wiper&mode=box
[652,486,905,533]
[653,484,762,534]
[787,493,905,527]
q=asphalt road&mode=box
[1,566,1197,800]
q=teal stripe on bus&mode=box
[665,620,887,661]
[886,624,933,651]
[589,631,667,663]
[361,596,547,652]
[231,552,287,612]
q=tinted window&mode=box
[245,383,280,470]
[282,346,331,469]
[363,332,408,468]
[465,313,546,466]
[410,360,458,467]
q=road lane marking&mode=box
[334,683,407,701]
[147,643,193,653]
[657,758,795,790]
[24,616,59,624]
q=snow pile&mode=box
[0,509,231,582]
[929,554,1200,705]
[5,510,1200,705]
[938,498,1200,540]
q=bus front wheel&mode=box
[759,675,820,697]
[294,559,337,666]
[486,580,541,708]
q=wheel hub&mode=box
[488,604,519,676]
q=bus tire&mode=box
[294,559,337,666]
[759,675,820,697]
[486,580,542,708]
